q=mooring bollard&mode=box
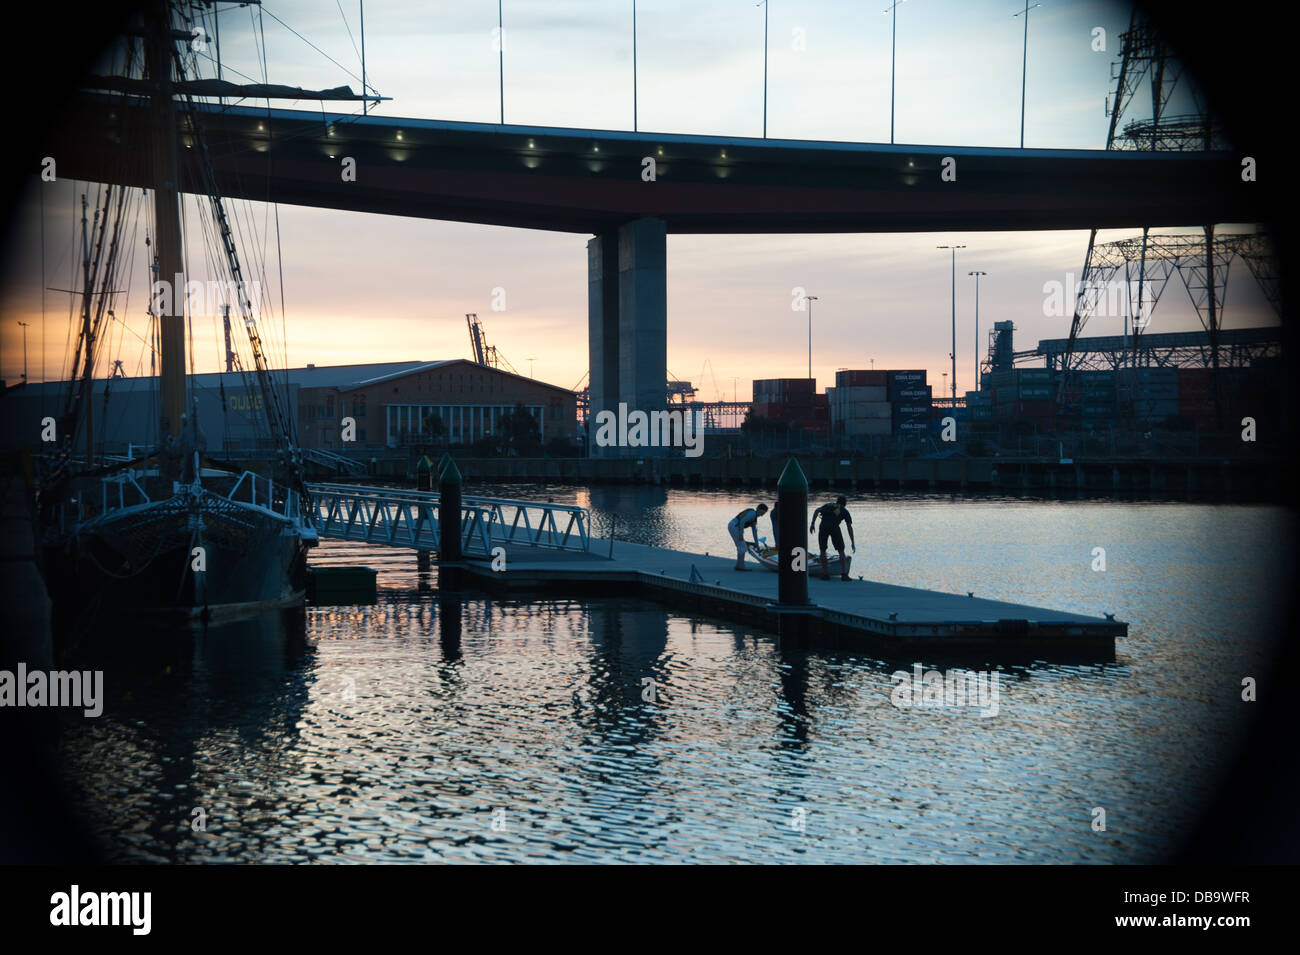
[439,457,463,562]
[777,456,809,606]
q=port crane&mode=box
[466,313,518,374]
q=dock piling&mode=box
[439,457,463,561]
[777,457,810,606]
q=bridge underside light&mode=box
[586,160,605,173]
[714,166,730,179]
[385,148,410,163]
[522,156,541,169]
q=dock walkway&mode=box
[458,536,1125,655]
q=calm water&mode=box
[54,486,1288,863]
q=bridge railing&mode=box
[305,484,590,554]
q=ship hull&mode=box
[41,490,310,623]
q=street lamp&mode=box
[804,295,819,382]
[528,357,536,378]
[757,1,769,137]
[937,245,965,402]
[633,0,639,131]
[17,321,29,380]
[968,271,986,392]
[1013,2,1042,148]
[882,0,907,145]
[498,0,505,124]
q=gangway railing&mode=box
[306,483,590,555]
[301,447,367,476]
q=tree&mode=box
[499,403,542,456]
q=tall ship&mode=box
[31,0,379,622]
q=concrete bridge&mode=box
[44,93,1262,459]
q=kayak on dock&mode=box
[747,540,850,580]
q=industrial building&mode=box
[1,359,578,456]
[967,321,1283,435]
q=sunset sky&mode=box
[0,0,1275,401]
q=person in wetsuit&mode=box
[728,503,768,570]
[809,495,855,581]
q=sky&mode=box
[0,0,1276,401]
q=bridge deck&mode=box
[458,536,1124,654]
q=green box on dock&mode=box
[308,565,378,605]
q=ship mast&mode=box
[147,0,186,476]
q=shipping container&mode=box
[1018,386,1054,400]
[841,385,888,402]
[836,369,888,387]
[846,418,892,436]
[996,400,1056,418]
[893,386,932,401]
[753,378,815,400]
[1015,368,1053,383]
[886,371,926,394]
[848,401,893,419]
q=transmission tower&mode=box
[1061,9,1230,376]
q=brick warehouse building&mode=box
[296,359,578,450]
[0,359,577,456]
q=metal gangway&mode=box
[301,447,367,476]
[306,483,591,556]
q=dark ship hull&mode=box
[40,479,312,624]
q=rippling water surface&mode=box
[56,486,1287,863]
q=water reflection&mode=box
[57,611,314,862]
[44,490,1283,863]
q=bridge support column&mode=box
[587,232,619,458]
[587,217,667,457]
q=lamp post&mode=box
[757,1,769,137]
[17,321,29,380]
[1013,2,1042,148]
[805,294,818,382]
[883,0,907,145]
[968,271,986,392]
[633,0,638,131]
[937,245,964,402]
[498,0,505,124]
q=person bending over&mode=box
[728,503,768,571]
